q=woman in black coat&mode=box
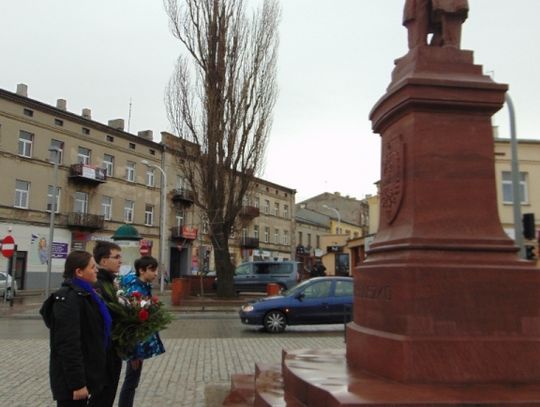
[42,250,112,406]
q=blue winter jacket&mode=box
[120,273,166,361]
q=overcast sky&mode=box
[2,1,539,202]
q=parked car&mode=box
[0,272,17,299]
[216,261,301,293]
[239,276,353,333]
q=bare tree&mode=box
[164,0,280,297]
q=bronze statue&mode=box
[403,0,469,49]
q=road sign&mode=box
[139,241,150,256]
[1,235,15,258]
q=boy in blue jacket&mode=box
[118,256,165,407]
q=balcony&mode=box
[239,236,259,249]
[69,164,106,184]
[66,212,104,231]
[239,205,260,219]
[170,226,198,241]
[171,188,194,207]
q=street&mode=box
[0,313,346,406]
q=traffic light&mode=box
[523,213,536,240]
[525,245,537,260]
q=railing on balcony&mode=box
[67,212,104,230]
[171,188,194,206]
[239,236,259,249]
[69,164,107,184]
[170,225,198,241]
[239,205,260,219]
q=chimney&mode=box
[56,99,67,111]
[137,130,154,141]
[108,119,125,131]
[16,83,28,97]
[82,108,92,119]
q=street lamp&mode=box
[142,159,167,293]
[505,93,525,258]
[45,147,61,297]
[322,204,341,235]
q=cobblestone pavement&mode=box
[0,311,346,406]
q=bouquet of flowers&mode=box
[109,290,173,359]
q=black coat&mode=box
[46,282,107,401]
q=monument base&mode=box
[282,348,540,406]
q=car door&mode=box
[326,279,354,324]
[287,279,334,324]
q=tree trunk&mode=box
[213,233,235,298]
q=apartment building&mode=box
[494,138,540,243]
[0,84,162,289]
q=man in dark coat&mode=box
[92,241,123,407]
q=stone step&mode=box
[222,373,255,406]
[253,362,285,407]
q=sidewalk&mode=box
[0,289,261,319]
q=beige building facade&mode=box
[0,85,298,289]
[0,84,163,289]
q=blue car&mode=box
[239,277,353,333]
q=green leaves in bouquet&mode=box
[108,292,173,359]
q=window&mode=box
[303,280,332,299]
[77,147,91,165]
[264,200,270,214]
[15,180,30,208]
[82,127,90,135]
[145,205,154,226]
[146,168,155,187]
[254,196,260,208]
[173,210,184,228]
[264,227,270,243]
[307,233,312,247]
[106,135,114,142]
[316,235,320,249]
[298,231,303,245]
[126,161,135,182]
[254,225,259,239]
[46,185,60,213]
[102,196,112,220]
[103,154,114,177]
[282,230,289,245]
[124,200,135,223]
[502,171,528,204]
[49,139,64,164]
[242,227,248,238]
[201,215,209,234]
[176,175,186,189]
[129,143,136,150]
[74,192,88,213]
[283,204,289,219]
[23,108,33,117]
[274,202,280,216]
[334,280,353,297]
[149,149,156,156]
[274,228,279,244]
[54,118,64,126]
[18,130,33,157]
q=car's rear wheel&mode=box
[264,310,286,333]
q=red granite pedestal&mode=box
[276,46,540,406]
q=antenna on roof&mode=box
[127,97,133,133]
